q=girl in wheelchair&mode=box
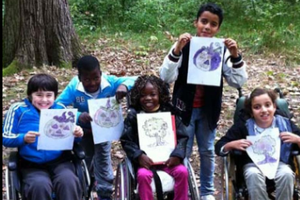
[120,75,189,200]
[215,87,300,200]
[2,73,84,200]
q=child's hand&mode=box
[224,38,239,58]
[24,131,40,144]
[78,112,92,123]
[73,125,84,138]
[138,154,154,169]
[224,139,252,152]
[280,132,300,145]
[165,157,181,167]
[174,33,192,54]
[115,84,128,103]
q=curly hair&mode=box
[244,88,277,118]
[129,75,170,110]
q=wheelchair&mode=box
[4,142,92,200]
[113,157,200,200]
[220,88,300,200]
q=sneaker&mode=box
[201,194,215,200]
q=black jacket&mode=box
[120,103,188,166]
[172,42,223,130]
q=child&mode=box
[120,75,189,200]
[215,88,300,200]
[159,3,248,199]
[56,55,136,200]
[2,73,84,200]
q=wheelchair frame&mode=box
[4,142,92,200]
[220,88,300,200]
[113,157,200,200]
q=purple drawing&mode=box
[142,117,169,147]
[252,135,277,165]
[94,98,121,128]
[44,111,75,139]
[193,42,222,71]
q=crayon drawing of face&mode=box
[193,42,221,71]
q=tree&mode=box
[2,0,84,71]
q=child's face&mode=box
[251,94,276,128]
[140,82,159,112]
[31,90,55,110]
[79,68,101,93]
[194,11,220,37]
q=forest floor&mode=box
[2,37,300,199]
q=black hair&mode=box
[196,2,223,27]
[244,88,277,118]
[129,75,170,110]
[27,73,58,98]
[77,55,101,76]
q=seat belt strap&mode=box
[151,169,164,200]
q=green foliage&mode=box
[69,0,300,64]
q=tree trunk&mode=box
[2,0,84,69]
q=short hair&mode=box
[77,55,101,75]
[196,3,223,27]
[27,73,58,97]
[129,75,170,109]
[244,88,277,118]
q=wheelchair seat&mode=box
[4,142,92,200]
[114,157,200,200]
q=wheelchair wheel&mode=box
[221,156,236,200]
[114,161,134,200]
[294,155,300,200]
[5,167,20,200]
[79,160,92,200]
[186,161,200,200]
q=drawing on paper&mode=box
[193,42,222,72]
[142,117,169,147]
[44,111,75,139]
[94,98,121,128]
[252,135,277,165]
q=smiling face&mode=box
[251,94,276,128]
[194,11,220,37]
[79,68,101,93]
[140,82,160,113]
[31,90,55,110]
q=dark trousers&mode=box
[21,161,82,200]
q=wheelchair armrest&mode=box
[232,150,243,156]
[73,142,85,160]
[8,151,18,171]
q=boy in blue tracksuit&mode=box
[56,55,136,200]
[3,73,84,200]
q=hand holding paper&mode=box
[165,156,181,168]
[138,154,154,169]
[24,131,40,144]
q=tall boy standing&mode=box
[56,55,136,200]
[159,3,248,200]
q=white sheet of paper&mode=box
[37,109,77,150]
[137,112,176,164]
[88,97,124,144]
[187,37,224,86]
[246,128,281,179]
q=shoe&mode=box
[201,194,215,200]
